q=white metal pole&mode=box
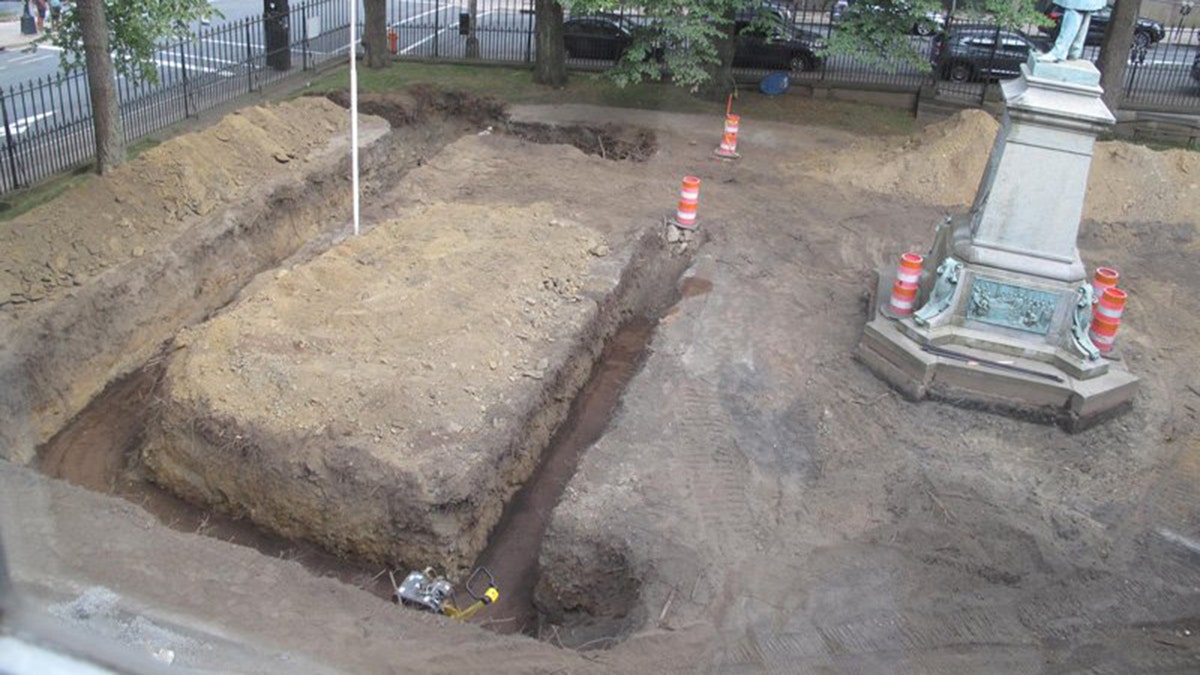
[349,0,361,236]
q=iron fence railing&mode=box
[0,0,356,193]
[1,0,1197,195]
[1124,25,1200,109]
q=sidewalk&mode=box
[0,18,42,52]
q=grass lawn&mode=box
[305,61,917,137]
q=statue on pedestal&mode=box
[1037,0,1108,62]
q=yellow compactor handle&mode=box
[444,584,499,621]
[443,567,500,621]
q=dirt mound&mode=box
[1087,141,1200,224]
[0,98,350,313]
[804,109,1200,226]
[806,109,999,209]
[143,198,622,571]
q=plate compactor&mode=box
[391,566,500,621]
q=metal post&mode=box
[246,20,255,91]
[302,11,309,70]
[180,41,191,117]
[350,0,361,236]
[1124,49,1142,100]
[434,0,441,58]
[981,24,1000,106]
[0,89,20,190]
[524,5,533,63]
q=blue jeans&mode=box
[1050,9,1092,61]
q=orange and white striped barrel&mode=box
[888,281,919,316]
[715,114,741,159]
[1094,286,1127,323]
[896,253,924,285]
[1089,287,1127,353]
[674,176,701,229]
[1092,266,1119,297]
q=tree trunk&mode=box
[78,0,125,174]
[533,0,566,87]
[363,0,390,68]
[1097,0,1137,112]
[699,19,737,102]
[465,0,479,59]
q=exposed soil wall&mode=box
[0,101,392,465]
[140,125,686,573]
[535,507,645,645]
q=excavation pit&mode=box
[323,87,658,163]
[138,122,689,579]
[7,91,1200,672]
[503,122,658,162]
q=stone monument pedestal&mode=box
[857,57,1138,431]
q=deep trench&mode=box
[35,306,672,631]
[470,318,656,635]
[31,98,678,642]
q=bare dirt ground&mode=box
[534,106,1200,671]
[2,94,1199,674]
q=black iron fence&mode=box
[0,0,355,193]
[1124,24,1200,109]
[1,0,1197,195]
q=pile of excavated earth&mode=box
[1,90,1198,673]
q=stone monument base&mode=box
[856,57,1138,431]
[857,257,1138,432]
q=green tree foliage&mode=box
[51,0,219,83]
[824,0,943,71]
[566,0,785,92]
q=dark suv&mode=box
[1034,1,1166,49]
[932,26,1044,82]
[563,14,825,73]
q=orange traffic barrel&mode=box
[674,176,700,229]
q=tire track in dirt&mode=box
[720,607,1034,673]
[669,379,755,560]
[815,608,1030,657]
[1018,267,1200,649]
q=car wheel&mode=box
[1132,30,1151,49]
[945,61,973,83]
[914,22,935,37]
[789,54,814,74]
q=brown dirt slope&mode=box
[0,98,349,313]
[145,199,612,570]
[797,109,1200,225]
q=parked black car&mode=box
[734,24,827,72]
[832,0,946,36]
[734,1,795,30]
[562,15,652,61]
[1034,1,1166,49]
[562,15,825,73]
[931,26,1044,82]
